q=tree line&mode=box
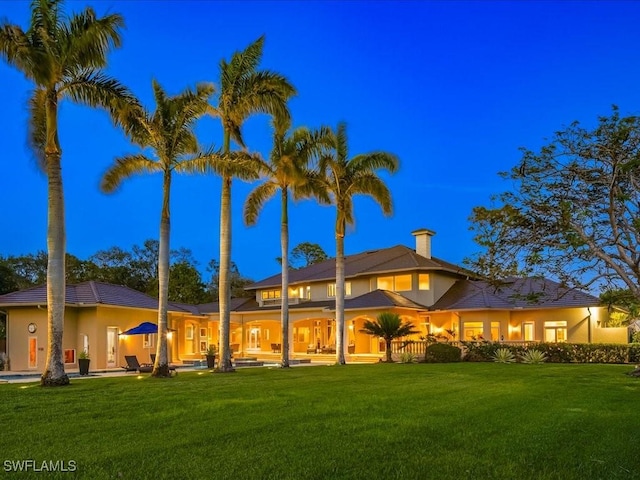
[0,240,253,304]
[0,240,328,302]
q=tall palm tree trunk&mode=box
[153,172,171,377]
[385,338,393,363]
[281,188,290,368]
[218,173,233,372]
[42,93,69,387]
[335,217,346,365]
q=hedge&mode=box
[461,341,640,364]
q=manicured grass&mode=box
[1,363,640,479]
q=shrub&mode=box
[520,350,547,364]
[632,331,640,343]
[425,343,461,363]
[399,352,418,364]
[629,344,640,363]
[0,352,6,371]
[492,348,516,363]
[461,341,505,362]
[533,342,573,363]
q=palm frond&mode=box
[230,70,296,125]
[179,150,262,180]
[348,151,400,175]
[63,8,124,70]
[62,69,141,133]
[100,154,160,193]
[226,35,265,84]
[360,312,419,340]
[148,80,207,160]
[27,87,47,171]
[350,173,394,216]
[293,170,332,204]
[244,181,278,226]
[0,23,36,77]
[334,122,349,163]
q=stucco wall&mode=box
[6,307,79,371]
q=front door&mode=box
[248,327,261,352]
[107,327,118,368]
[28,337,37,369]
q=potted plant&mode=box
[78,350,90,375]
[205,345,217,369]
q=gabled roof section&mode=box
[343,289,429,310]
[246,245,474,290]
[430,277,601,311]
[196,297,257,314]
[0,281,192,313]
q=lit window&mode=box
[377,276,393,290]
[523,322,534,341]
[327,282,351,297]
[463,322,484,341]
[377,275,411,292]
[395,275,412,291]
[418,274,430,290]
[143,333,155,348]
[261,289,281,300]
[289,285,311,299]
[544,321,567,343]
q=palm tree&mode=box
[101,80,214,377]
[0,0,136,386]
[360,312,419,363]
[209,35,296,372]
[244,115,330,367]
[317,122,399,364]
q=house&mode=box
[0,229,627,371]
[0,282,196,371]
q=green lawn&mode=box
[1,363,639,479]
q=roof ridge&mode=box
[357,245,414,273]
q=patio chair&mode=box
[122,355,153,374]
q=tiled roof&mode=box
[343,290,428,310]
[0,281,192,313]
[430,277,601,311]
[232,298,334,312]
[196,297,257,314]
[246,245,473,290]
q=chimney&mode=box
[411,228,436,259]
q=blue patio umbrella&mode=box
[120,322,158,335]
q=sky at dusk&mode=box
[2,1,640,282]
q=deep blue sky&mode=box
[3,1,640,282]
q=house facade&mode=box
[0,229,627,372]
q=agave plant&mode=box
[521,349,547,364]
[492,348,516,364]
[399,352,418,364]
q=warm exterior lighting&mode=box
[167,332,173,340]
